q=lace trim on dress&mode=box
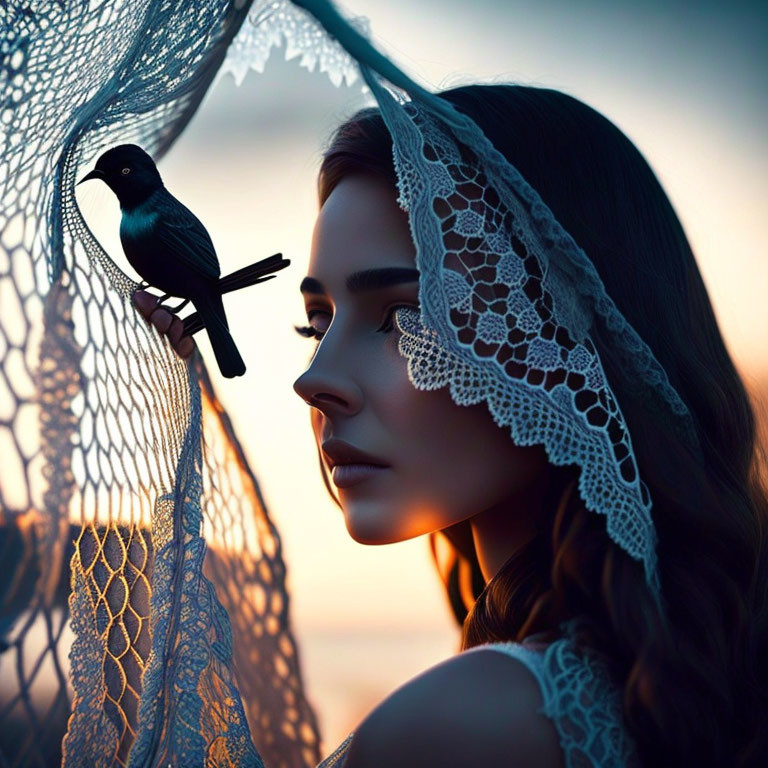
[317,732,354,767]
[475,629,642,768]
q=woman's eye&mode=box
[376,304,415,334]
[294,305,417,341]
[294,309,330,341]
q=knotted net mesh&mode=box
[1,1,324,766]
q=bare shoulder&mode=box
[342,646,564,768]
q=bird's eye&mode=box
[121,167,131,175]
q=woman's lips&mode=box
[331,463,390,488]
[321,439,390,489]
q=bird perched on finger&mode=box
[78,143,268,378]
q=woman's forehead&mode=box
[309,174,416,282]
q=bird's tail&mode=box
[195,292,246,378]
[183,253,289,338]
[219,253,289,293]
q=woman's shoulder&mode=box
[328,622,642,768]
[339,640,565,768]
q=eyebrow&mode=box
[300,268,420,296]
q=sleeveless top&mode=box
[316,619,641,767]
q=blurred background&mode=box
[75,0,768,755]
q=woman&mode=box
[134,85,768,766]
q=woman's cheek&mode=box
[378,385,483,526]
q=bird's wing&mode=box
[150,189,221,280]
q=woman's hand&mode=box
[132,290,196,359]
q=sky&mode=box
[69,0,768,750]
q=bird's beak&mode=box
[77,169,106,185]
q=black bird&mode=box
[78,144,285,378]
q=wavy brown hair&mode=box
[316,85,768,765]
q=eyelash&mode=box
[295,305,411,341]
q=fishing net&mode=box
[0,1,333,765]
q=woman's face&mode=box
[293,174,550,545]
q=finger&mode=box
[178,337,196,359]
[161,314,196,358]
[167,315,185,346]
[150,307,173,333]
[132,290,160,319]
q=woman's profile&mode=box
[136,82,768,766]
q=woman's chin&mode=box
[343,508,407,545]
[342,499,447,545]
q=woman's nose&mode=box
[293,349,364,417]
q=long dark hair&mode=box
[317,85,768,765]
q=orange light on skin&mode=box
[338,492,464,547]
